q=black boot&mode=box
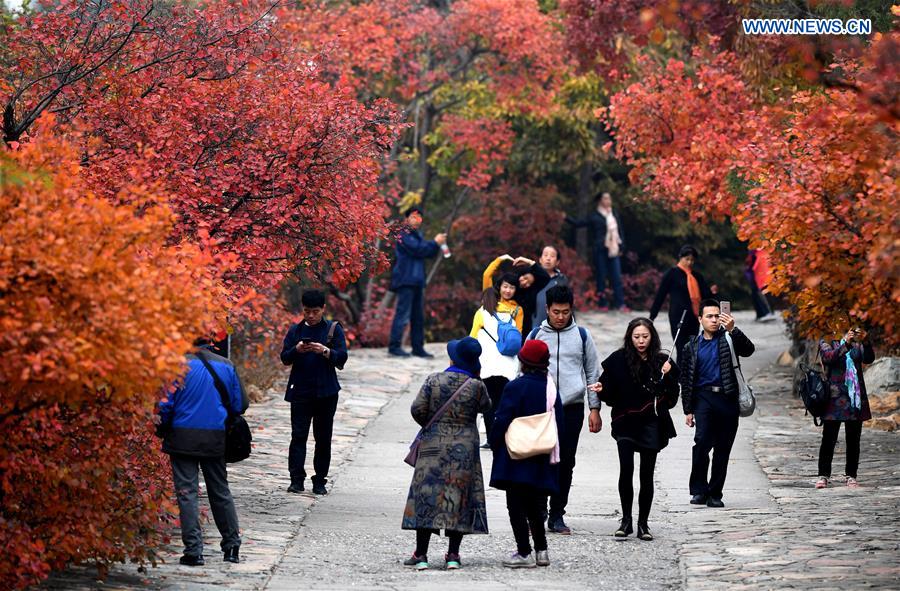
[614,516,633,538]
[224,547,240,563]
[637,522,653,541]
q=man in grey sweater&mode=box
[527,284,602,534]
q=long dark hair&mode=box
[623,317,662,383]
[481,287,499,315]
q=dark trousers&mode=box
[747,275,772,319]
[689,392,739,499]
[506,485,548,557]
[549,403,584,520]
[594,248,624,308]
[389,286,425,352]
[289,395,339,486]
[482,376,508,441]
[170,454,240,557]
[672,311,699,362]
[818,420,862,478]
[414,529,463,557]
[617,440,658,523]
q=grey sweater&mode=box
[529,319,601,409]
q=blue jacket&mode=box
[281,320,348,401]
[390,228,439,290]
[489,372,564,493]
[158,349,249,457]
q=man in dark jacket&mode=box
[532,245,568,330]
[157,340,249,565]
[281,289,349,495]
[388,207,447,357]
[565,192,626,311]
[678,299,754,508]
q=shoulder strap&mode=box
[528,327,540,340]
[579,326,587,360]
[423,378,471,431]
[724,332,741,370]
[195,350,232,414]
[326,320,339,347]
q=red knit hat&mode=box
[518,339,550,369]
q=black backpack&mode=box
[798,350,830,426]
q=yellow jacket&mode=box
[470,300,524,338]
[482,255,508,290]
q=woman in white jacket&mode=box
[470,276,523,447]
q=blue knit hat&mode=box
[447,337,482,375]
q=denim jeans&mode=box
[389,286,425,352]
[594,248,624,308]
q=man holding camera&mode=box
[678,299,755,508]
[281,289,349,496]
[388,207,447,358]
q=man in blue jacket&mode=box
[281,289,349,495]
[157,340,249,566]
[388,207,446,357]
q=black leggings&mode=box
[617,440,658,523]
[482,376,509,440]
[818,420,862,478]
[506,485,547,557]
[415,529,463,558]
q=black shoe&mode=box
[223,547,240,563]
[614,516,633,538]
[179,554,204,566]
[690,494,708,505]
[287,482,304,494]
[388,348,411,357]
[637,522,653,541]
[312,482,328,495]
[411,350,435,359]
[547,516,571,535]
[706,497,725,508]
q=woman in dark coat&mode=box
[402,337,491,570]
[490,339,564,569]
[649,245,714,358]
[593,318,680,541]
[815,326,875,489]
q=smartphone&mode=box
[720,301,731,315]
[300,338,312,344]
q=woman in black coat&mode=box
[490,339,564,569]
[593,318,680,541]
[649,245,714,359]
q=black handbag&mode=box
[196,351,252,463]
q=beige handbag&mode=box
[505,409,558,460]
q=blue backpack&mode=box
[490,308,522,356]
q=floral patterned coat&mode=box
[819,339,875,422]
[402,371,491,534]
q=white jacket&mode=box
[475,308,519,380]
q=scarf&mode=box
[600,208,621,258]
[546,377,560,465]
[841,340,862,410]
[677,262,702,316]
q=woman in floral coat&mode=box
[401,337,491,570]
[816,326,875,489]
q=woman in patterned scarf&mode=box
[815,325,875,489]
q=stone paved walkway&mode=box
[42,312,900,590]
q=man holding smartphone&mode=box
[280,289,349,495]
[678,299,755,508]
